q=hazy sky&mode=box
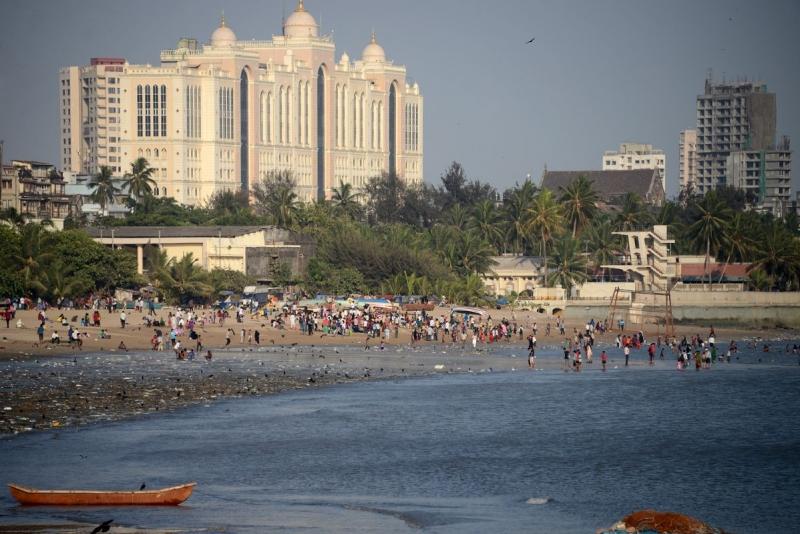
[1,0,798,197]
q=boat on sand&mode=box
[8,482,196,506]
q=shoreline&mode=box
[2,306,798,436]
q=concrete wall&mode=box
[574,282,635,299]
[560,291,800,327]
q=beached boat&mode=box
[7,482,196,506]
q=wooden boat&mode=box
[8,482,196,506]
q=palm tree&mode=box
[444,204,471,231]
[451,232,496,275]
[0,208,28,228]
[331,181,363,220]
[13,223,53,295]
[616,193,649,231]
[527,188,563,286]
[270,187,300,228]
[90,166,119,214]
[748,222,800,291]
[455,273,488,306]
[503,181,536,254]
[584,218,621,281]
[559,175,598,237]
[43,261,88,303]
[469,199,504,252]
[547,236,588,297]
[156,253,213,304]
[686,191,732,288]
[717,213,755,283]
[124,157,157,203]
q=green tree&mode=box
[748,222,800,290]
[331,181,364,220]
[503,180,537,254]
[13,224,54,295]
[470,199,504,252]
[686,191,732,288]
[559,175,598,237]
[124,157,157,203]
[616,192,650,231]
[547,236,588,297]
[527,188,563,286]
[156,253,213,304]
[583,218,621,280]
[89,166,120,214]
[717,212,755,283]
[209,268,255,294]
[304,257,365,295]
[42,261,91,303]
[269,260,294,287]
[364,171,406,224]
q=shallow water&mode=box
[1,349,800,533]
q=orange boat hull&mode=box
[8,482,196,506]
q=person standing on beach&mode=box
[601,350,608,371]
[624,345,631,367]
[528,347,535,369]
[648,343,656,366]
[562,339,570,371]
[119,311,126,329]
[225,328,232,347]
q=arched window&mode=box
[162,187,167,196]
[154,148,159,158]
[137,148,143,157]
[153,187,159,197]
[146,148,151,158]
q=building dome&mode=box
[284,0,319,38]
[361,31,386,63]
[211,13,237,46]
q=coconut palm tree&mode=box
[686,191,732,288]
[331,181,363,220]
[124,157,157,203]
[559,175,598,237]
[0,208,28,228]
[503,181,536,254]
[547,236,588,297]
[443,204,471,231]
[748,222,800,291]
[616,192,650,231]
[13,223,53,295]
[584,218,621,281]
[270,187,300,228]
[89,166,120,214]
[156,253,213,304]
[469,199,504,253]
[717,212,755,283]
[455,273,488,306]
[43,261,89,303]
[527,188,563,286]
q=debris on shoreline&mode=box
[599,510,730,534]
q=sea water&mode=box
[1,350,799,533]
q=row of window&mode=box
[136,84,167,137]
[185,85,202,138]
[218,87,234,140]
[405,103,420,152]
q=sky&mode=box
[1,0,798,198]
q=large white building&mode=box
[602,143,666,191]
[58,1,423,205]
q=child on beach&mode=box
[601,350,608,371]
